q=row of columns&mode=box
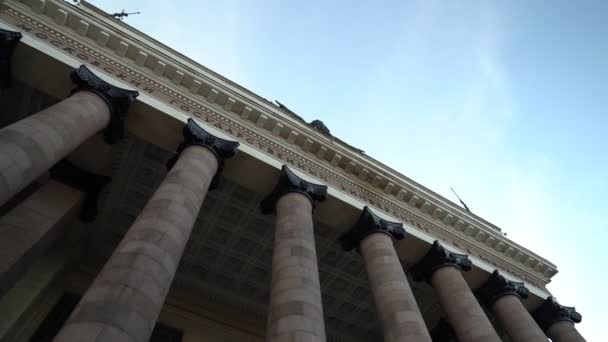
[0,28,586,342]
[340,210,586,342]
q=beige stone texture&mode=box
[0,91,110,207]
[492,294,546,342]
[546,321,586,342]
[0,180,82,297]
[267,193,325,342]
[54,146,218,342]
[430,266,500,342]
[360,233,431,342]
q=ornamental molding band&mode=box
[475,270,530,307]
[168,118,239,188]
[410,240,474,282]
[0,27,22,88]
[260,165,328,214]
[0,0,558,288]
[70,65,139,143]
[49,159,111,222]
[339,206,406,251]
[532,296,583,332]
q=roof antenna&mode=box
[450,187,471,213]
[111,9,141,21]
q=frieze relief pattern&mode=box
[1,0,555,289]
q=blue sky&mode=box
[88,0,606,338]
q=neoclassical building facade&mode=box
[0,1,586,341]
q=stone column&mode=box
[0,28,22,89]
[261,165,328,342]
[53,119,239,342]
[0,65,138,207]
[411,241,501,342]
[533,296,585,342]
[0,161,108,298]
[476,270,546,342]
[339,206,431,342]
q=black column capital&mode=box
[49,160,111,222]
[476,270,530,307]
[430,318,456,342]
[533,296,582,332]
[260,165,327,215]
[1,28,23,89]
[339,206,405,251]
[168,118,239,189]
[70,65,139,143]
[410,240,473,282]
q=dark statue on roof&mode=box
[310,120,330,136]
[274,100,365,154]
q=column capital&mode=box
[261,165,327,214]
[410,241,473,282]
[1,28,23,89]
[339,206,405,251]
[49,160,111,222]
[70,65,139,143]
[168,118,239,188]
[476,270,530,307]
[533,296,582,332]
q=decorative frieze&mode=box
[339,206,406,251]
[70,65,138,143]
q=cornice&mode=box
[2,0,557,286]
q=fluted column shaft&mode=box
[267,192,325,342]
[431,266,500,342]
[54,146,218,342]
[360,233,431,342]
[547,321,586,342]
[493,295,546,342]
[0,91,109,206]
